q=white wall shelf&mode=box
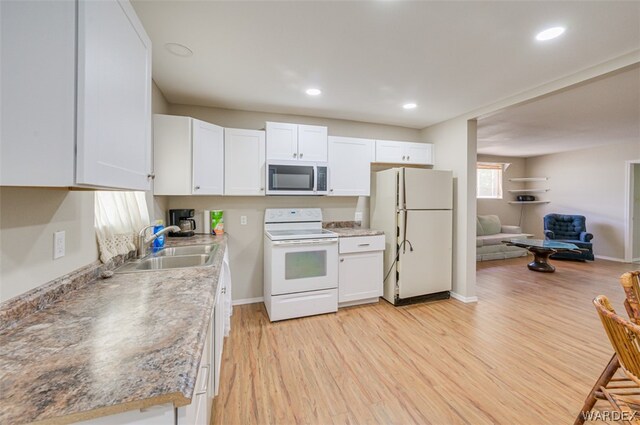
[508,201,551,205]
[508,189,550,193]
[508,177,548,182]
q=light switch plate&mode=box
[54,231,65,259]
[354,212,363,222]
[240,216,247,225]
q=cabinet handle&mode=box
[340,258,345,262]
[222,287,226,294]
[330,188,334,192]
[357,243,371,247]
[260,187,264,191]
[293,153,297,158]
[194,186,200,190]
[402,155,406,161]
[299,153,304,158]
[147,173,155,179]
[407,156,410,161]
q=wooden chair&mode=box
[575,271,640,425]
[588,294,640,424]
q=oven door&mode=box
[266,161,316,195]
[270,238,338,295]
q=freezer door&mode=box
[400,168,453,210]
[397,210,452,299]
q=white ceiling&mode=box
[131,1,640,129]
[477,65,640,158]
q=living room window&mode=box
[477,162,503,199]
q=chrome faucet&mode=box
[136,225,181,259]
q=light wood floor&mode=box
[212,258,638,425]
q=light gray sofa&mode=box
[476,215,532,261]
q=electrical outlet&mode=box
[355,212,363,222]
[53,231,65,259]
[240,216,248,225]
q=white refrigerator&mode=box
[370,168,453,305]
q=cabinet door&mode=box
[153,115,192,195]
[328,137,374,196]
[192,120,224,195]
[298,125,328,162]
[375,140,406,163]
[339,251,383,303]
[224,129,266,195]
[76,0,152,190]
[213,289,225,396]
[405,142,433,165]
[1,0,76,186]
[266,122,298,160]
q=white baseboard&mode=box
[232,297,264,306]
[595,255,626,263]
[633,257,640,263]
[450,292,478,303]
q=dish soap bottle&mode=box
[153,220,165,251]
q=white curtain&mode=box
[95,191,150,263]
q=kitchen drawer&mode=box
[339,235,385,254]
[270,288,337,321]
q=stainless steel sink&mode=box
[153,244,217,257]
[137,254,214,270]
[115,244,218,273]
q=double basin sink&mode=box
[116,244,218,273]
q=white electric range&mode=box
[264,208,338,322]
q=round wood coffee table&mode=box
[502,239,581,273]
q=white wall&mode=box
[421,118,477,300]
[524,141,640,260]
[0,188,98,301]
[476,154,527,227]
[634,163,640,260]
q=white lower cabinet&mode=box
[338,235,385,307]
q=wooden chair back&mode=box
[594,295,640,387]
[621,271,640,324]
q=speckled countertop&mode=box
[0,234,226,425]
[323,221,384,238]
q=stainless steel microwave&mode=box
[266,161,328,195]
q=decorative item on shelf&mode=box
[516,195,536,202]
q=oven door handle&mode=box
[272,238,338,246]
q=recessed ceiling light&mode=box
[165,43,193,57]
[306,88,322,96]
[403,103,417,110]
[535,26,565,41]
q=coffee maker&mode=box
[168,209,196,237]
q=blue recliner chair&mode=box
[543,214,595,261]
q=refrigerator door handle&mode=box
[402,168,407,210]
[403,209,408,253]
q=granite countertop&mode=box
[323,221,384,238]
[0,234,226,425]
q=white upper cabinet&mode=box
[1,0,152,190]
[328,137,375,196]
[405,143,433,165]
[375,141,406,164]
[224,128,266,196]
[265,122,298,160]
[266,122,328,162]
[153,115,224,196]
[75,0,152,190]
[298,125,328,161]
[193,120,224,195]
[375,140,433,165]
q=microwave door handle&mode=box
[312,167,316,192]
